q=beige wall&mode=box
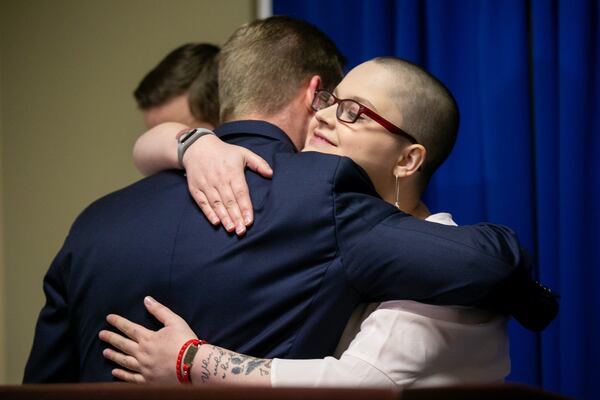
[0,31,5,383]
[0,0,255,384]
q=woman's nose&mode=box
[315,104,337,127]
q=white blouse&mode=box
[272,213,510,388]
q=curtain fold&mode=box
[530,0,561,392]
[274,0,599,398]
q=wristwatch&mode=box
[176,128,215,169]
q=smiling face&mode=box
[303,61,413,196]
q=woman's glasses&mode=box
[311,89,418,144]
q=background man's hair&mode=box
[374,57,460,182]
[218,16,346,122]
[134,43,220,126]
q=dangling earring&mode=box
[394,175,400,209]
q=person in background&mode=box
[134,42,219,129]
[133,43,220,174]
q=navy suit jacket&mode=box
[24,121,528,382]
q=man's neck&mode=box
[227,99,309,151]
[225,113,305,151]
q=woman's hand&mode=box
[182,135,273,236]
[132,122,273,236]
[99,296,198,383]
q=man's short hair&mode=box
[374,57,460,181]
[218,16,346,122]
[134,43,220,126]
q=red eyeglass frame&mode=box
[312,89,418,144]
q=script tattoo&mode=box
[211,346,231,379]
[212,347,224,377]
[199,349,213,384]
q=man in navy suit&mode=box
[24,16,555,383]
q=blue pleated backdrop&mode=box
[273,1,600,398]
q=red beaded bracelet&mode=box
[176,338,207,383]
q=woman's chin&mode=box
[302,146,337,156]
[303,136,338,155]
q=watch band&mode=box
[177,128,215,169]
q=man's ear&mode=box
[304,75,322,111]
[394,144,426,178]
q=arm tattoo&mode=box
[199,349,213,384]
[197,345,271,384]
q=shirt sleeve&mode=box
[341,210,527,307]
[272,355,396,388]
[339,304,510,388]
[272,304,510,388]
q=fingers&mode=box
[204,186,246,236]
[183,139,264,235]
[243,149,273,178]
[99,329,139,356]
[236,149,271,226]
[103,348,141,373]
[190,186,220,226]
[105,314,149,342]
[231,179,253,227]
[143,296,183,326]
[112,368,146,384]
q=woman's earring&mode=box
[394,175,400,209]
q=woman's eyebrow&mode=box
[351,95,377,110]
[334,89,377,110]
[333,88,378,110]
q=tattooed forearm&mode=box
[194,345,271,385]
[199,349,213,384]
[227,353,271,378]
[212,347,225,377]
[258,359,272,377]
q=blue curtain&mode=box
[273,1,600,398]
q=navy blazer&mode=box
[24,120,534,382]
